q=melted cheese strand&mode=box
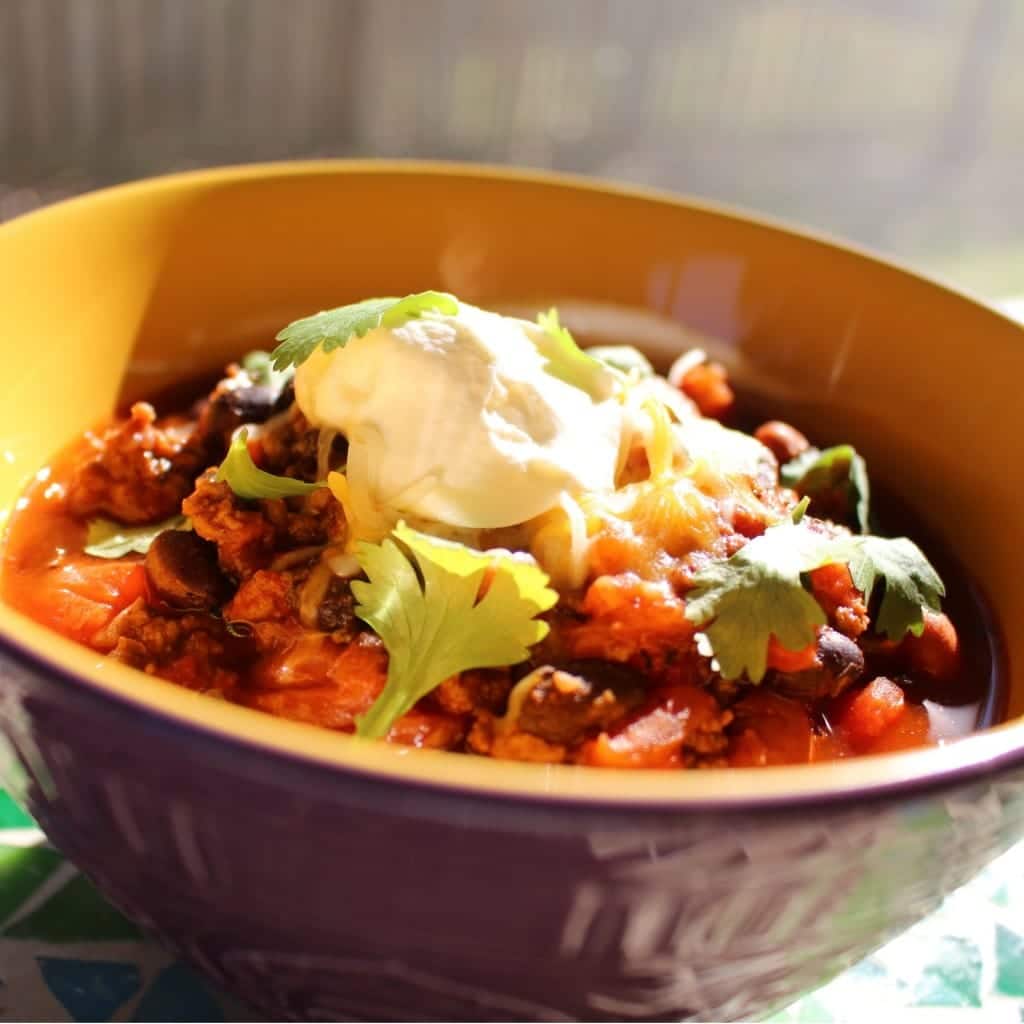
[644,398,675,481]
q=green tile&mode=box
[913,936,983,1007]
[996,925,1024,998]
[0,790,34,829]
[0,845,63,923]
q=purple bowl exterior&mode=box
[3,646,1024,1021]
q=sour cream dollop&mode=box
[294,302,624,529]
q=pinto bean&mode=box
[680,362,735,420]
[145,529,227,611]
[754,420,811,465]
[900,611,961,681]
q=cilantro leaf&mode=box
[534,308,613,398]
[780,444,871,534]
[271,291,459,371]
[685,523,844,682]
[686,517,947,680]
[216,430,325,500]
[353,522,558,738]
[840,534,944,640]
[85,514,189,559]
[585,345,654,378]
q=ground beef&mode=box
[94,596,238,694]
[183,469,345,582]
[66,402,208,525]
[183,471,278,578]
[466,715,569,763]
[225,570,293,624]
[435,670,514,716]
[278,487,346,548]
[260,406,346,481]
[315,576,360,638]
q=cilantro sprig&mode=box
[844,535,944,640]
[685,523,839,682]
[534,308,614,398]
[353,522,557,738]
[781,444,871,534]
[84,514,190,559]
[216,430,326,500]
[686,519,945,682]
[271,291,459,371]
[241,349,294,395]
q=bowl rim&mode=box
[2,157,1022,812]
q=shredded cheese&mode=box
[316,428,339,481]
[558,492,591,591]
[667,347,707,389]
[643,398,675,481]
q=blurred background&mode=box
[1,0,1022,297]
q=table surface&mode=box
[2,303,1022,1024]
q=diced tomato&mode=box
[730,728,771,767]
[244,685,371,731]
[162,654,239,694]
[577,682,721,769]
[731,505,766,539]
[244,633,462,746]
[8,560,147,646]
[866,703,931,753]
[821,679,934,759]
[587,531,646,579]
[246,633,387,730]
[899,611,961,681]
[566,574,693,664]
[246,434,265,464]
[765,634,819,674]
[253,632,384,692]
[808,563,869,638]
[57,560,147,607]
[386,709,465,750]
[833,677,907,752]
[728,690,813,766]
[582,708,689,769]
[809,730,845,762]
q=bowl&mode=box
[0,162,1022,1022]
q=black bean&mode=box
[145,530,228,612]
[770,626,865,699]
[513,662,646,745]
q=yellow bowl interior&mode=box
[0,160,1021,806]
